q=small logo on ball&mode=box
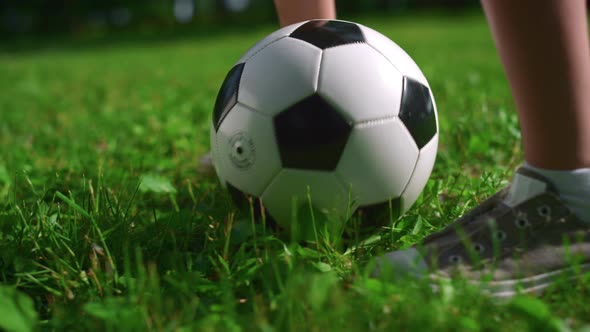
[228,132,255,169]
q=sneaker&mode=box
[372,167,590,298]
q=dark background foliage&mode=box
[1,0,478,37]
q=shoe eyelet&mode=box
[449,255,462,264]
[537,205,551,218]
[472,243,485,254]
[515,216,530,229]
[495,230,507,241]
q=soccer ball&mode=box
[210,19,438,235]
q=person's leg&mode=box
[273,0,336,27]
[482,0,590,224]
[482,0,590,169]
[374,0,590,296]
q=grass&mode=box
[1,10,590,331]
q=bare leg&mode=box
[375,0,590,291]
[273,0,336,28]
[482,0,590,169]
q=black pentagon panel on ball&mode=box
[398,77,437,149]
[289,20,366,50]
[212,63,245,131]
[274,94,352,170]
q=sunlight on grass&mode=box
[1,11,589,331]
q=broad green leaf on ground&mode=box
[0,285,38,332]
[139,174,177,194]
[0,164,9,185]
[509,296,568,332]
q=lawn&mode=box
[1,10,589,331]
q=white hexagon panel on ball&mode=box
[216,103,282,197]
[401,134,438,211]
[336,118,419,207]
[318,42,404,123]
[238,37,322,117]
[261,169,353,234]
[359,24,430,87]
[235,21,307,65]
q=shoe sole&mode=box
[431,262,590,299]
